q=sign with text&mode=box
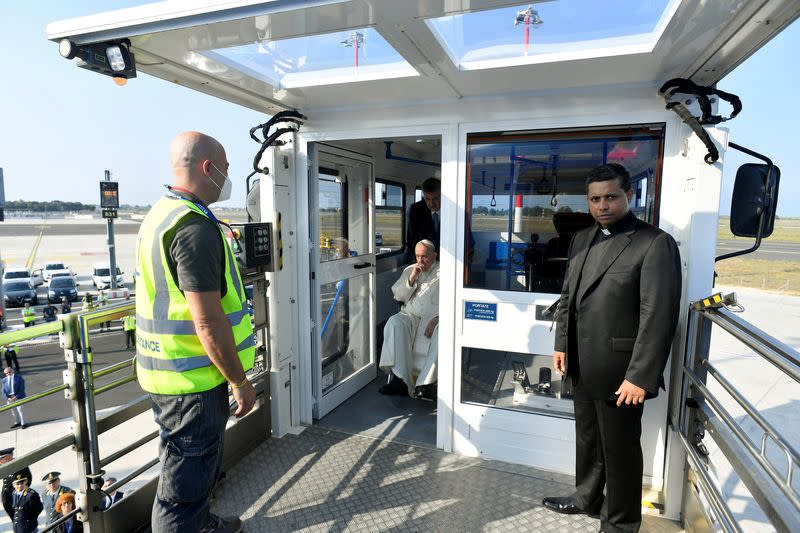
[102,208,118,219]
[464,301,497,321]
[99,181,119,208]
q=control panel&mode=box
[229,222,275,272]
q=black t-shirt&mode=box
[166,212,226,296]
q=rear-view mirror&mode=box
[729,163,780,238]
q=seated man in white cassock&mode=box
[378,239,439,399]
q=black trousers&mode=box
[573,379,644,533]
[4,352,19,371]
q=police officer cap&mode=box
[12,472,28,483]
[0,448,14,457]
[42,472,61,482]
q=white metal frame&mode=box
[295,124,453,445]
[309,144,378,418]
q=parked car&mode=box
[92,264,124,290]
[2,267,44,287]
[43,262,73,283]
[48,276,79,303]
[375,232,384,247]
[3,281,38,307]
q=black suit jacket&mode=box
[554,214,682,400]
[2,467,32,519]
[407,200,439,255]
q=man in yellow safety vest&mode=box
[21,304,35,328]
[122,315,136,351]
[135,131,254,533]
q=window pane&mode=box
[375,181,405,255]
[462,347,574,417]
[320,276,371,394]
[464,125,664,293]
[319,175,347,262]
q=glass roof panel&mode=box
[202,27,418,89]
[427,0,681,70]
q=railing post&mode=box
[680,309,713,445]
[65,314,106,533]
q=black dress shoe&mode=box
[10,423,20,429]
[378,376,408,396]
[413,383,437,401]
[542,496,586,515]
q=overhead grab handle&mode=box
[658,78,743,165]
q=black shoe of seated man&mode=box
[200,514,242,533]
[414,383,437,401]
[378,375,408,396]
[542,496,590,515]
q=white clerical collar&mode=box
[600,228,611,236]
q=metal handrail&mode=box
[41,507,81,533]
[92,357,135,378]
[703,307,800,384]
[702,360,800,478]
[0,433,75,478]
[103,457,159,496]
[0,318,64,345]
[94,374,137,395]
[100,430,159,468]
[679,431,743,533]
[0,383,69,413]
[684,368,800,511]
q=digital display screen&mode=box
[100,181,119,208]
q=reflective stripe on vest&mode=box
[134,196,254,394]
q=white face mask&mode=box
[209,162,232,203]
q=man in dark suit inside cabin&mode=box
[406,178,441,259]
[543,163,682,533]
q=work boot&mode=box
[378,375,408,396]
[200,514,243,533]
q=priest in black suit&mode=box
[406,178,440,259]
[543,163,682,533]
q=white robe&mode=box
[379,263,439,394]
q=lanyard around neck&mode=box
[165,186,220,225]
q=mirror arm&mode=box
[715,142,774,263]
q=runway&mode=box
[716,239,800,262]
[1,222,141,237]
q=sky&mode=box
[0,1,798,215]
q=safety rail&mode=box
[0,299,271,533]
[680,304,800,533]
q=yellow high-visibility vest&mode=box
[134,196,254,394]
[22,308,36,324]
[123,315,136,331]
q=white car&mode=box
[43,262,73,283]
[92,264,125,290]
[1,267,44,287]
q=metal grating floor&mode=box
[211,426,683,532]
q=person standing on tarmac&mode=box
[135,131,255,533]
[40,472,72,526]
[21,304,35,328]
[123,314,136,350]
[10,473,43,533]
[0,448,32,521]
[97,290,111,332]
[3,345,20,372]
[81,293,94,312]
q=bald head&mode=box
[169,131,229,204]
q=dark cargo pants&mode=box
[150,382,228,533]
